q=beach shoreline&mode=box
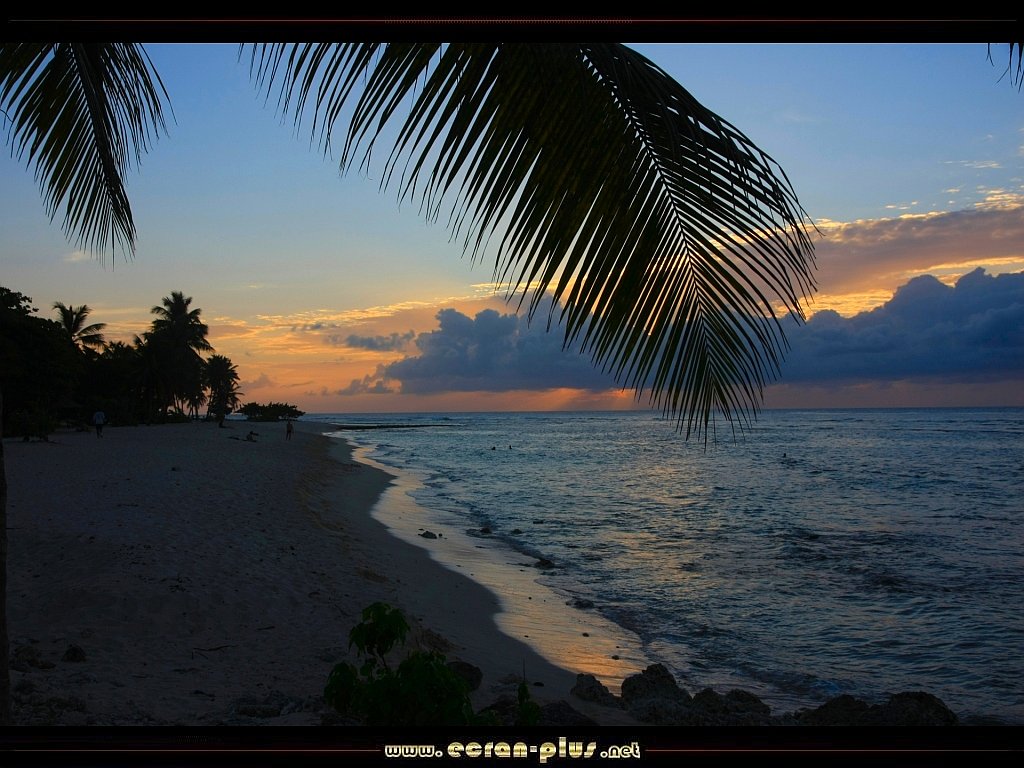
[4,419,627,725]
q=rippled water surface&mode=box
[317,408,1024,722]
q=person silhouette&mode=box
[92,410,106,438]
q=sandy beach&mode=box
[4,419,630,725]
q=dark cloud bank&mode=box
[341,269,1024,395]
[341,302,617,395]
[782,268,1024,384]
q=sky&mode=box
[2,42,1023,414]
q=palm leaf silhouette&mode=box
[0,43,169,257]
[249,43,817,436]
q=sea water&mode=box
[314,408,1023,723]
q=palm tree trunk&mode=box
[0,385,11,724]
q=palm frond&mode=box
[250,43,816,438]
[0,43,170,258]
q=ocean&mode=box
[313,408,1023,723]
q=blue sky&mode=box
[2,43,1022,411]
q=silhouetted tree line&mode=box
[1,286,244,436]
[238,402,305,422]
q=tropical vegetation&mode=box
[52,301,107,352]
[324,602,532,726]
[1,287,243,433]
[238,401,305,422]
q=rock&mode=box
[419,530,438,539]
[233,691,306,719]
[538,700,598,726]
[10,645,55,670]
[620,663,690,707]
[875,691,958,726]
[689,688,773,725]
[571,598,595,609]
[534,558,555,569]
[478,693,518,726]
[571,674,621,708]
[479,526,492,535]
[236,703,282,718]
[626,696,693,725]
[796,691,958,726]
[796,694,873,725]
[62,644,87,663]
[447,660,483,692]
[725,689,771,715]
[510,528,523,535]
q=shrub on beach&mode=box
[324,602,509,726]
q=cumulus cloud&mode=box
[241,373,275,389]
[332,331,416,351]
[337,270,1024,398]
[780,268,1024,384]
[340,302,618,395]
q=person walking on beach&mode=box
[286,420,294,441]
[92,409,106,438]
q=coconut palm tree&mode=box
[52,301,107,352]
[204,354,244,427]
[144,291,213,416]
[149,291,213,356]
[0,39,822,724]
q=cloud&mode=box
[62,250,91,263]
[339,302,619,396]
[339,366,398,395]
[241,373,275,389]
[944,159,1002,169]
[332,330,416,351]
[780,268,1024,384]
[813,201,1024,300]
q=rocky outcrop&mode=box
[571,673,621,708]
[569,663,959,726]
[795,691,958,726]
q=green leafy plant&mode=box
[324,602,487,726]
[516,679,541,726]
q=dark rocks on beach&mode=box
[598,661,958,725]
[627,696,694,725]
[621,663,691,708]
[480,694,597,726]
[794,693,871,725]
[688,688,774,726]
[419,530,438,540]
[447,660,483,692]
[235,702,282,718]
[62,644,87,663]
[534,558,556,569]
[510,528,523,535]
[794,691,958,726]
[571,598,595,609]
[10,645,55,671]
[613,664,778,725]
[571,673,622,709]
[878,691,960,725]
[538,700,599,726]
[479,526,492,535]
[232,691,312,720]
